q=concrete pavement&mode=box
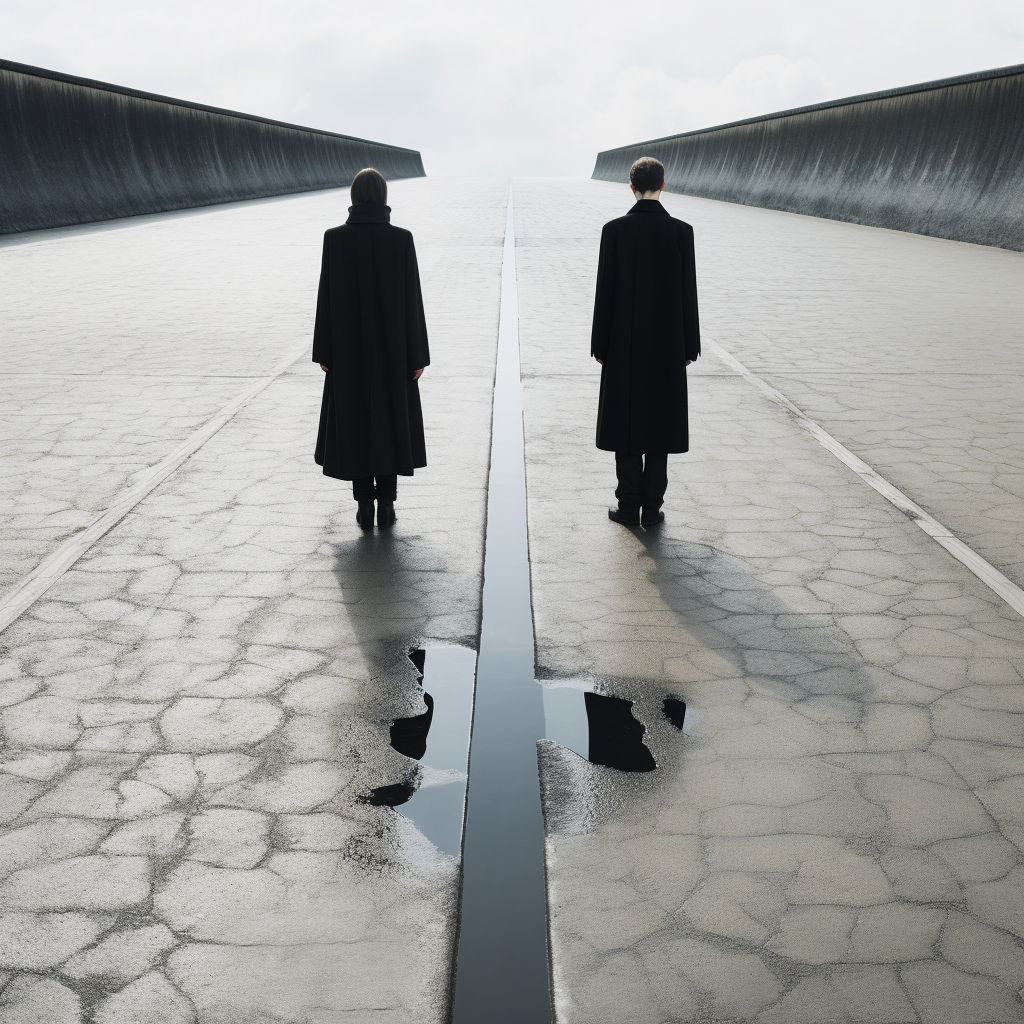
[516,178,1024,1024]
[0,178,506,1022]
[0,176,1022,1023]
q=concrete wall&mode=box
[1,59,426,234]
[593,65,1024,251]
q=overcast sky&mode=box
[3,0,1022,176]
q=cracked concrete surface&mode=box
[0,178,507,1022]
[677,190,1024,592]
[2,174,1022,1023]
[515,179,1024,1023]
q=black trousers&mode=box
[615,453,668,510]
[352,474,397,502]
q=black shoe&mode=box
[608,506,640,526]
[377,500,397,529]
[641,507,665,527]
[356,500,375,530]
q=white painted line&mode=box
[0,344,308,634]
[707,339,1024,619]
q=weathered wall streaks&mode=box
[593,64,1024,251]
[1,59,425,234]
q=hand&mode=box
[596,358,604,365]
[412,368,424,380]
[320,364,329,372]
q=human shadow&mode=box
[539,526,881,836]
[635,527,871,707]
[327,531,440,801]
[330,528,452,684]
[330,531,477,856]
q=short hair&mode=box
[629,157,665,194]
[350,168,388,206]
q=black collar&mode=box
[347,205,391,224]
[627,199,667,215]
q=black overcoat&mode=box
[312,205,430,480]
[591,200,700,454]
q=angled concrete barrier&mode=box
[1,59,425,234]
[593,64,1024,251]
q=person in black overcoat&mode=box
[313,168,430,531]
[591,156,700,528]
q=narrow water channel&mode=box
[451,189,552,1023]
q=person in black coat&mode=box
[591,156,700,528]
[313,168,430,530]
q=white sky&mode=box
[3,0,1023,176]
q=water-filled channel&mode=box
[380,189,685,1020]
[451,190,552,1023]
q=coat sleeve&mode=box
[681,224,701,361]
[405,234,431,372]
[590,223,615,361]
[311,233,332,367]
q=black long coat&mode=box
[312,205,430,480]
[591,200,700,454]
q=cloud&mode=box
[2,0,1022,175]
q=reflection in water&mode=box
[369,645,476,857]
[585,692,656,772]
[662,696,687,731]
[367,782,417,807]
[541,685,660,773]
[390,691,434,760]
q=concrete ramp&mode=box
[593,64,1024,251]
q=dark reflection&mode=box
[389,694,434,759]
[408,647,426,676]
[585,692,656,772]
[542,686,659,773]
[389,649,434,760]
[662,696,687,730]
[362,645,476,857]
[367,781,416,807]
